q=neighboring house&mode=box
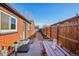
[0,3,36,55]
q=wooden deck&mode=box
[43,40,71,56]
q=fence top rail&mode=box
[51,15,79,26]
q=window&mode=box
[11,17,16,29]
[0,10,17,34]
[1,12,9,30]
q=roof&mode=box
[0,3,31,24]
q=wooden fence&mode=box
[41,15,79,55]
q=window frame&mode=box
[0,10,17,34]
[11,17,17,29]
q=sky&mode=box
[11,3,79,28]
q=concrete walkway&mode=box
[11,32,44,56]
[17,39,43,56]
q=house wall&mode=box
[0,4,36,56]
[30,20,36,37]
[26,20,36,39]
[26,22,31,39]
[0,5,30,47]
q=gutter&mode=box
[0,3,31,24]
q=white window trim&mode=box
[0,10,17,34]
